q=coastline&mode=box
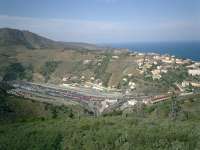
[104,41,200,61]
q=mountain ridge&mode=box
[0,28,99,50]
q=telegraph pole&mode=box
[170,92,177,121]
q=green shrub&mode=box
[40,61,60,82]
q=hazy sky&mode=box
[0,0,199,43]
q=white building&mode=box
[153,61,158,65]
[153,55,161,60]
[162,59,173,64]
[128,81,136,90]
[151,69,162,80]
[188,69,200,76]
[128,100,137,106]
[90,77,95,80]
[83,59,91,65]
[123,78,128,82]
[157,66,161,70]
[112,55,119,59]
[182,81,190,87]
[152,74,162,80]
[105,99,118,104]
[138,53,144,56]
[62,77,67,81]
[161,69,168,73]
[176,59,184,64]
[191,82,200,88]
[127,73,133,77]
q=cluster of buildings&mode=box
[62,74,107,91]
[187,62,200,76]
[61,51,200,95]
[177,63,200,91]
[122,73,137,94]
[135,52,191,80]
[132,51,200,93]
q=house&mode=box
[188,69,200,76]
[151,69,162,80]
[153,55,161,60]
[191,82,200,88]
[127,73,133,77]
[112,55,119,59]
[182,81,190,88]
[90,77,95,81]
[81,75,85,79]
[153,61,158,65]
[123,78,128,82]
[182,81,200,88]
[143,63,152,69]
[157,66,161,70]
[176,59,185,64]
[151,69,161,75]
[187,64,196,69]
[128,100,137,106]
[187,62,200,69]
[162,58,173,64]
[62,77,67,82]
[83,59,91,65]
[105,99,118,104]
[128,81,136,90]
[161,69,168,73]
[138,53,144,56]
[152,74,162,80]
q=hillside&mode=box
[0,28,135,91]
[0,28,99,50]
[0,92,200,149]
[0,88,89,123]
[0,28,56,49]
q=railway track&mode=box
[3,81,196,115]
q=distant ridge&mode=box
[0,28,99,50]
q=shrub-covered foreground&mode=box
[0,116,200,150]
[0,89,200,150]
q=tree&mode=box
[51,107,58,119]
[68,109,74,119]
[40,61,60,82]
[136,101,145,117]
[3,63,33,81]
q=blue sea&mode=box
[108,41,200,61]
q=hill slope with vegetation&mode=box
[0,89,200,149]
[0,28,56,49]
[0,28,99,50]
